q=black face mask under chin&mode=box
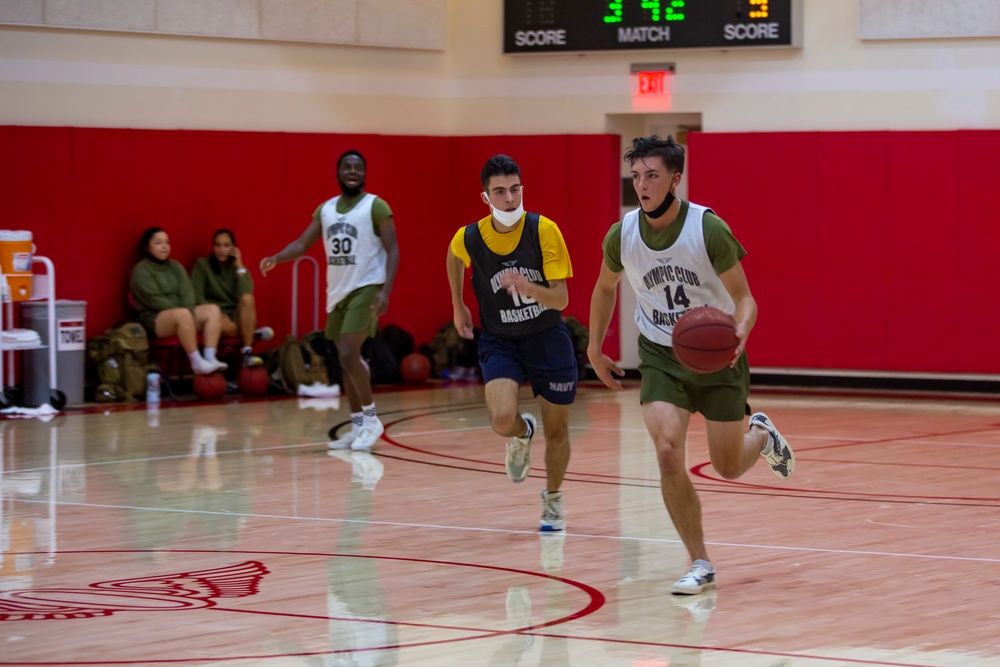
[337,178,365,198]
[644,190,676,220]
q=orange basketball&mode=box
[672,306,739,374]
[237,366,270,397]
[192,372,227,401]
[400,353,431,385]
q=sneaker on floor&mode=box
[242,351,264,368]
[670,588,717,623]
[254,326,274,341]
[505,413,535,483]
[539,489,566,531]
[351,419,384,451]
[209,358,228,372]
[671,560,716,595]
[750,412,794,479]
[327,431,357,450]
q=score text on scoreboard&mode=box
[504,0,801,54]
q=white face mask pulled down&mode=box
[484,190,524,228]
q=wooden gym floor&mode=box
[2,381,999,666]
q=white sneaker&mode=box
[750,412,794,479]
[539,489,566,531]
[327,431,357,450]
[254,326,274,341]
[505,413,535,483]
[209,358,228,372]
[671,560,716,595]
[351,419,384,451]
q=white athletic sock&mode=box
[362,403,378,426]
[204,347,217,362]
[189,351,215,374]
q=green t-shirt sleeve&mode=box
[601,222,625,273]
[703,212,747,275]
[372,197,393,237]
[312,202,325,224]
[236,268,254,297]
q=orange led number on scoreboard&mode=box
[749,0,769,19]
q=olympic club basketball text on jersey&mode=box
[489,265,552,324]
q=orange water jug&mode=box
[0,230,34,301]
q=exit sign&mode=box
[636,70,669,94]
[630,61,674,96]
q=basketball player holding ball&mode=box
[261,150,399,453]
[587,135,794,595]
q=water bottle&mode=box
[146,371,161,404]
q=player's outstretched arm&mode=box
[446,247,474,340]
[587,262,625,391]
[259,218,322,276]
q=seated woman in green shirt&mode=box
[129,227,228,375]
[190,229,272,368]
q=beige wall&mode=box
[2,0,1000,133]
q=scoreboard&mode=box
[504,0,801,54]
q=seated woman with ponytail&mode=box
[190,228,272,368]
[129,227,228,375]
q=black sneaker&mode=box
[242,351,264,368]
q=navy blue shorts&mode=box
[478,322,578,405]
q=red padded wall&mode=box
[0,127,13,229]
[2,127,619,358]
[690,129,992,375]
[885,132,959,372]
[745,133,820,368]
[956,131,1000,374]
[567,134,622,356]
[816,132,889,370]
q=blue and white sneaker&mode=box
[505,413,535,483]
[539,489,566,531]
[750,412,794,479]
[671,559,716,595]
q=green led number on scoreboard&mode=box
[504,0,800,53]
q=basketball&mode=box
[237,365,269,397]
[672,306,739,374]
[192,371,227,401]
[400,353,431,385]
